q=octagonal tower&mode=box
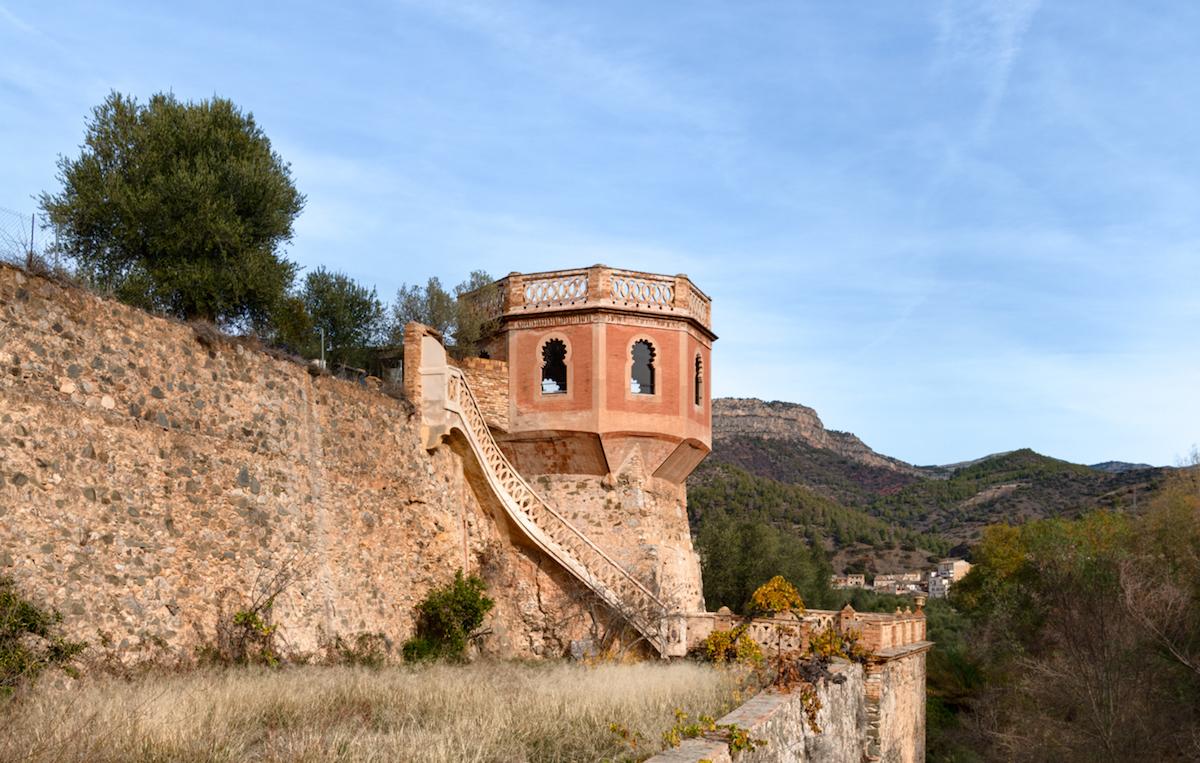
[462,265,715,612]
[472,265,715,483]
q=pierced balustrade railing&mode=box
[686,284,711,326]
[445,368,669,650]
[521,271,589,308]
[609,270,675,308]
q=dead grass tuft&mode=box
[0,660,747,762]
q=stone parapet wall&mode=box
[648,661,867,763]
[648,643,930,763]
[685,606,927,655]
[0,264,596,660]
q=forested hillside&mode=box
[868,448,1167,542]
[691,398,1172,578]
[689,460,950,555]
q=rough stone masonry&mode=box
[0,263,608,659]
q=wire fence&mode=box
[0,206,60,269]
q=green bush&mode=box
[1,576,86,695]
[402,571,494,662]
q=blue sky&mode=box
[2,1,1197,466]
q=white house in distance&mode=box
[928,558,972,599]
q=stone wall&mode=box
[456,356,509,432]
[0,264,598,660]
[534,471,704,613]
[648,647,929,763]
[649,661,867,763]
[871,649,927,763]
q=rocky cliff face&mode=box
[712,398,924,477]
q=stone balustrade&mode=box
[685,603,927,656]
[466,265,713,332]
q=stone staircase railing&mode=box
[417,340,676,654]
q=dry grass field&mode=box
[0,661,748,762]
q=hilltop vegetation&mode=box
[696,399,1174,580]
[690,461,950,556]
[868,448,1166,543]
[705,434,922,506]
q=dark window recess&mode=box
[541,339,567,394]
[631,340,656,395]
[694,354,703,405]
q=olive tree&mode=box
[40,91,305,326]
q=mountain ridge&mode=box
[703,397,1172,551]
[712,397,926,477]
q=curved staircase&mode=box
[417,342,676,655]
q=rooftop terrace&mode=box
[472,265,714,334]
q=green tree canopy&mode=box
[389,270,497,357]
[391,277,457,338]
[297,267,385,369]
[41,91,304,326]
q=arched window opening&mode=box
[631,340,656,395]
[694,354,703,406]
[540,338,567,394]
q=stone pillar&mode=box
[663,612,688,658]
[863,660,886,762]
[402,322,425,403]
[672,274,689,310]
[505,272,525,311]
[587,264,611,304]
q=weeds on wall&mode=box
[654,709,767,758]
[204,555,308,666]
[769,627,868,734]
[747,575,806,618]
[325,632,392,668]
[402,570,494,662]
[692,575,872,735]
[0,576,86,696]
[698,624,764,667]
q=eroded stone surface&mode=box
[0,264,596,660]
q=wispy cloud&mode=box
[926,0,1042,192]
[392,0,729,131]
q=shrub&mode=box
[0,576,86,695]
[329,632,391,668]
[748,575,805,618]
[807,625,870,663]
[699,625,763,666]
[402,571,494,662]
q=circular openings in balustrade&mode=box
[540,337,568,394]
[630,339,656,395]
[524,275,587,306]
[611,278,673,306]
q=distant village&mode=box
[831,558,972,599]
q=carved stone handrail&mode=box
[440,366,675,654]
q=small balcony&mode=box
[467,265,713,334]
